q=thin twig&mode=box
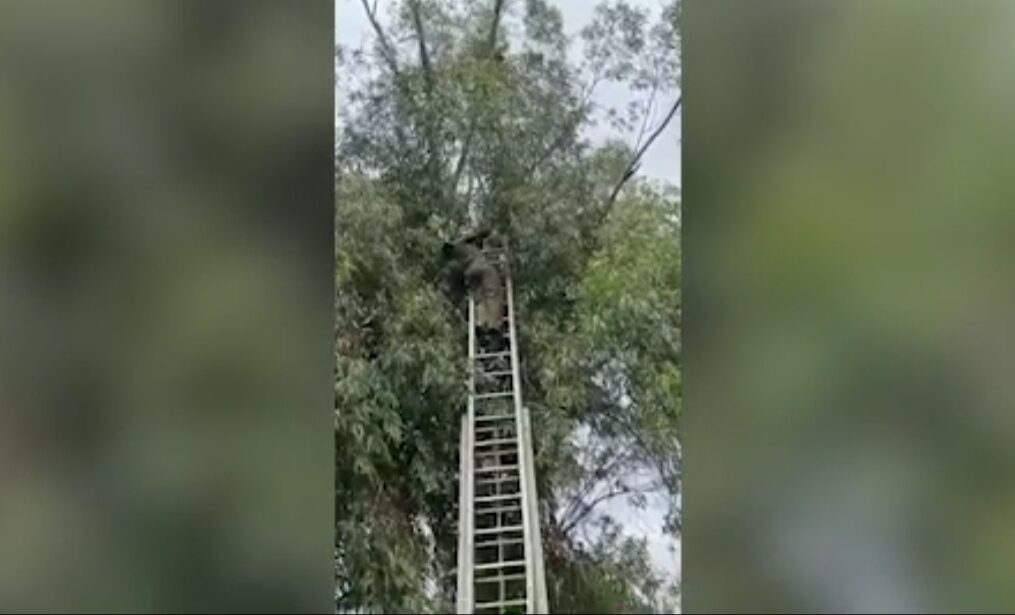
[604,94,681,209]
[359,0,401,77]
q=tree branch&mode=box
[450,0,508,191]
[558,444,632,534]
[632,80,660,154]
[560,485,632,536]
[604,94,681,209]
[562,476,661,537]
[486,0,506,49]
[559,463,606,529]
[357,0,413,154]
[409,0,435,96]
[451,130,474,191]
[409,0,444,196]
[359,0,402,78]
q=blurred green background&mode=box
[0,2,333,612]
[685,1,1015,612]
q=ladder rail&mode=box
[457,297,477,613]
[505,258,549,614]
[457,239,548,614]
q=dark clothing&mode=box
[444,229,505,333]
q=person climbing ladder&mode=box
[443,227,508,352]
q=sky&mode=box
[335,0,681,598]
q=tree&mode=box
[336,1,680,611]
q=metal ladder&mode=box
[457,239,548,614]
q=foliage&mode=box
[336,1,680,611]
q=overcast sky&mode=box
[335,0,681,597]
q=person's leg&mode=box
[488,326,507,352]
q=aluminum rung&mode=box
[474,525,524,535]
[475,599,528,609]
[474,476,520,486]
[474,428,516,438]
[474,414,517,423]
[476,370,513,378]
[475,391,514,400]
[474,438,519,448]
[475,536,525,546]
[475,465,519,475]
[475,460,519,474]
[475,493,522,503]
[475,351,511,359]
[472,472,519,483]
[474,393,514,402]
[474,450,517,460]
[470,434,515,442]
[473,573,527,584]
[475,539,524,550]
[474,432,517,441]
[474,449,516,459]
[474,560,527,572]
[475,505,523,516]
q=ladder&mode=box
[457,238,548,614]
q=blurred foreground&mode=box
[0,2,333,611]
[686,1,1015,612]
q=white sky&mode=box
[335,0,681,602]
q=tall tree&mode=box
[336,1,680,611]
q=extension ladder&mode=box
[456,238,548,614]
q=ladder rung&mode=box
[474,560,527,571]
[475,493,522,503]
[475,538,525,550]
[477,370,513,378]
[474,414,516,423]
[475,535,525,546]
[475,464,519,475]
[474,438,519,448]
[475,474,520,484]
[475,399,512,407]
[474,573,527,584]
[475,504,522,516]
[474,428,516,437]
[475,447,516,457]
[477,458,519,472]
[475,351,511,359]
[475,599,528,609]
[474,413,513,422]
[475,391,513,400]
[474,525,524,535]
[475,392,514,401]
[474,433,516,441]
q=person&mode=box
[442,228,506,350]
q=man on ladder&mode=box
[443,227,507,352]
[444,227,549,614]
